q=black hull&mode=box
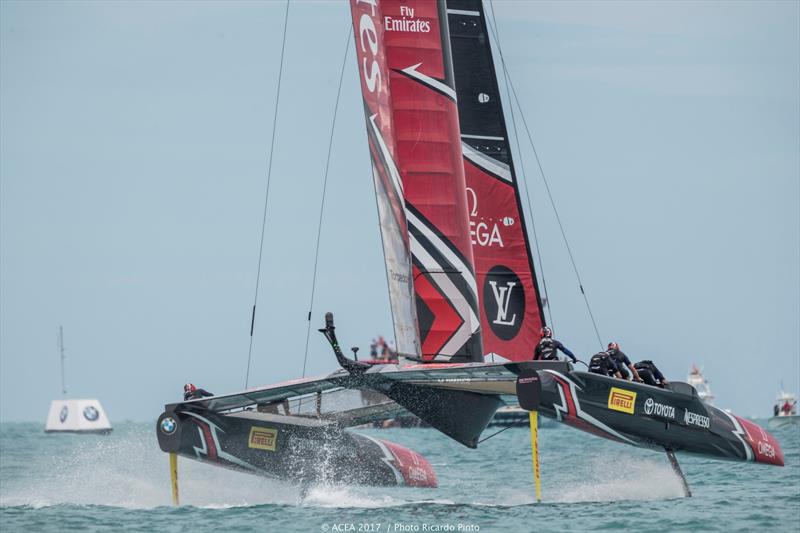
[517,367,783,466]
[156,409,437,487]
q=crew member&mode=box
[588,350,622,378]
[184,383,214,401]
[377,336,388,361]
[533,327,577,363]
[633,360,669,387]
[607,342,642,382]
[369,339,378,359]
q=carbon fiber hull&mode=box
[156,408,437,487]
[517,368,784,466]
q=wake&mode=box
[0,425,685,509]
[546,455,685,503]
[0,425,299,509]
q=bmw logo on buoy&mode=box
[83,406,99,422]
[59,405,69,423]
[160,416,177,435]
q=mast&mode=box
[350,0,483,362]
[59,325,66,396]
[446,0,546,362]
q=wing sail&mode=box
[350,0,482,362]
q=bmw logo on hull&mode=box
[83,406,99,422]
[59,405,69,423]
[160,416,177,435]
[483,265,525,340]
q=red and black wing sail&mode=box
[446,0,546,362]
[350,0,482,362]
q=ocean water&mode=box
[1,421,798,532]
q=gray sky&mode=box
[1,0,798,422]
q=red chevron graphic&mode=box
[191,418,218,460]
[413,264,464,359]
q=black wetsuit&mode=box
[608,349,632,379]
[534,338,577,363]
[634,360,666,387]
[588,351,619,376]
[184,388,214,401]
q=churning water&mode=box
[1,421,798,532]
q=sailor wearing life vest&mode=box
[633,361,669,388]
[533,327,577,363]
[183,383,214,401]
[606,342,643,382]
[588,351,623,378]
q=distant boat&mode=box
[768,390,799,430]
[44,326,112,434]
[45,398,112,434]
[687,364,715,405]
[487,405,554,428]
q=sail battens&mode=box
[447,9,480,16]
[462,134,505,141]
[461,142,512,182]
[448,0,546,361]
[407,238,479,328]
[351,0,482,362]
[406,207,478,297]
[396,63,457,101]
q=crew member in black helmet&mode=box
[588,350,622,378]
[633,360,669,387]
[183,383,214,401]
[607,342,642,382]
[533,327,577,363]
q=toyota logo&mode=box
[644,398,654,415]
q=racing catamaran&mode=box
[156,0,783,498]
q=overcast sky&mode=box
[1,0,798,422]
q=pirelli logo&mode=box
[608,387,637,414]
[248,426,277,451]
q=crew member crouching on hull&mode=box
[184,383,214,401]
[588,351,622,378]
[533,327,577,363]
[607,342,643,382]
[633,361,669,387]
